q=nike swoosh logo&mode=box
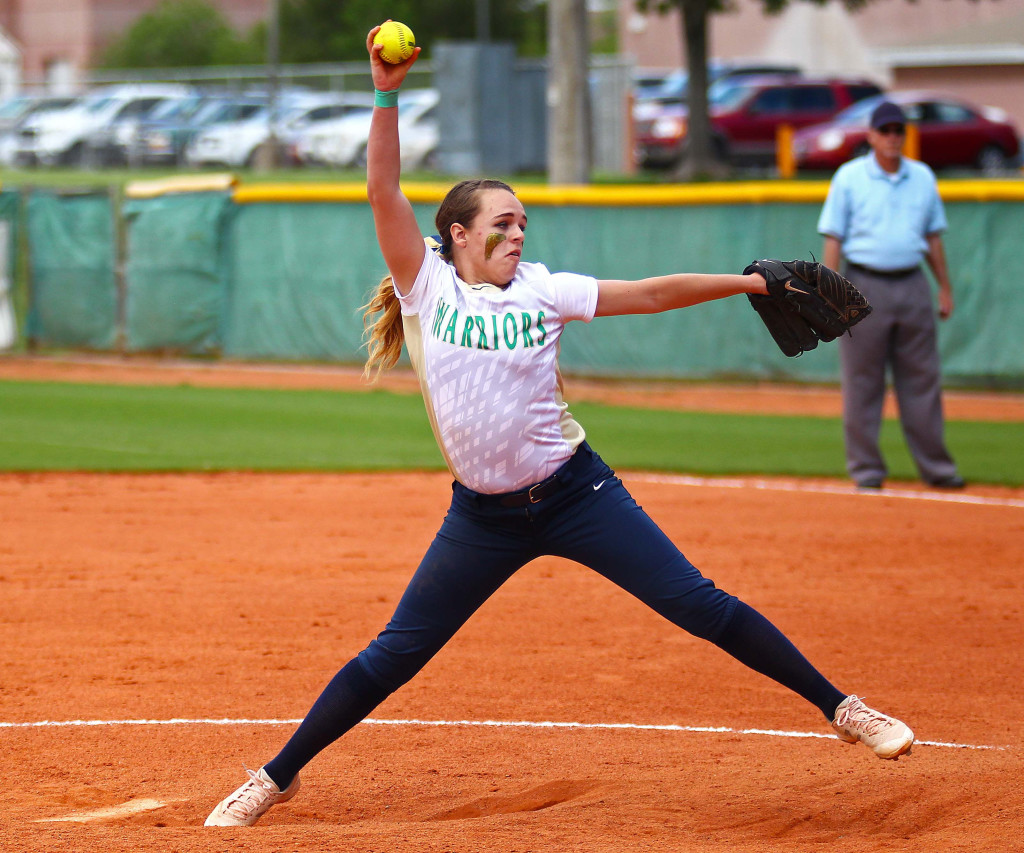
[593,479,610,491]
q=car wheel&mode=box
[245,144,265,169]
[853,141,870,158]
[711,134,731,163]
[679,135,728,167]
[353,144,369,169]
[62,142,86,167]
[976,144,1009,175]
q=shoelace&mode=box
[834,697,892,736]
[224,768,276,820]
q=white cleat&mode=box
[204,766,300,826]
[832,694,914,760]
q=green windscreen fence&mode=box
[0,190,18,349]
[524,201,837,380]
[221,201,441,361]
[221,202,423,361]
[13,182,1024,384]
[0,190,17,262]
[123,191,233,354]
[25,190,117,350]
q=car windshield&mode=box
[197,101,242,123]
[832,97,883,126]
[0,96,33,119]
[186,101,222,124]
[708,80,756,110]
[281,105,313,122]
[241,104,307,125]
[85,97,117,114]
[149,97,204,121]
[237,106,269,123]
[634,62,775,104]
[36,98,77,113]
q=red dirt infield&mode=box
[1,356,1021,852]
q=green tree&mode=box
[100,0,264,68]
[636,0,865,177]
[278,0,548,62]
[101,0,547,69]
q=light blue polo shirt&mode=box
[817,153,947,271]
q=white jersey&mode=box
[396,247,598,493]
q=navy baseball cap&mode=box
[870,101,906,129]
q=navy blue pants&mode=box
[358,442,738,689]
[264,443,844,788]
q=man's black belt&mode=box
[847,262,919,279]
[497,473,562,506]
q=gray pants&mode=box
[839,267,958,485]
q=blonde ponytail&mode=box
[361,274,405,381]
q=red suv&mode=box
[635,75,883,168]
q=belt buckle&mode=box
[528,483,544,503]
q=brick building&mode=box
[620,0,1024,136]
[0,0,266,91]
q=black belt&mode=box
[847,262,919,279]
[497,473,563,507]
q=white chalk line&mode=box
[630,473,1024,509]
[0,716,1005,752]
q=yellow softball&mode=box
[374,21,416,64]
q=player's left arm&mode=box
[594,273,768,317]
[924,232,954,320]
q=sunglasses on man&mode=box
[875,124,906,136]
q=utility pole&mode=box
[476,0,490,42]
[258,0,281,170]
[547,0,591,184]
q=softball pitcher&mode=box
[204,24,914,827]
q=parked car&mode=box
[84,91,200,166]
[295,88,437,170]
[633,61,802,108]
[635,75,883,168]
[793,91,1022,174]
[0,93,79,133]
[12,84,192,166]
[395,91,440,171]
[278,93,374,164]
[185,92,373,168]
[134,94,267,166]
[0,93,79,165]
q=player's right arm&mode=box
[365,24,423,296]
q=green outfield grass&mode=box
[1,379,1021,484]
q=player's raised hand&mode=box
[367,22,421,92]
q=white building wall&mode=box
[0,28,21,100]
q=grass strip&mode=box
[0,380,1020,485]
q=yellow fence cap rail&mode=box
[125,174,238,199]
[232,182,461,204]
[230,178,1024,207]
[232,181,839,206]
[936,179,1024,201]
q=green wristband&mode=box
[374,88,399,108]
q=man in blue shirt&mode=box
[818,101,964,490]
